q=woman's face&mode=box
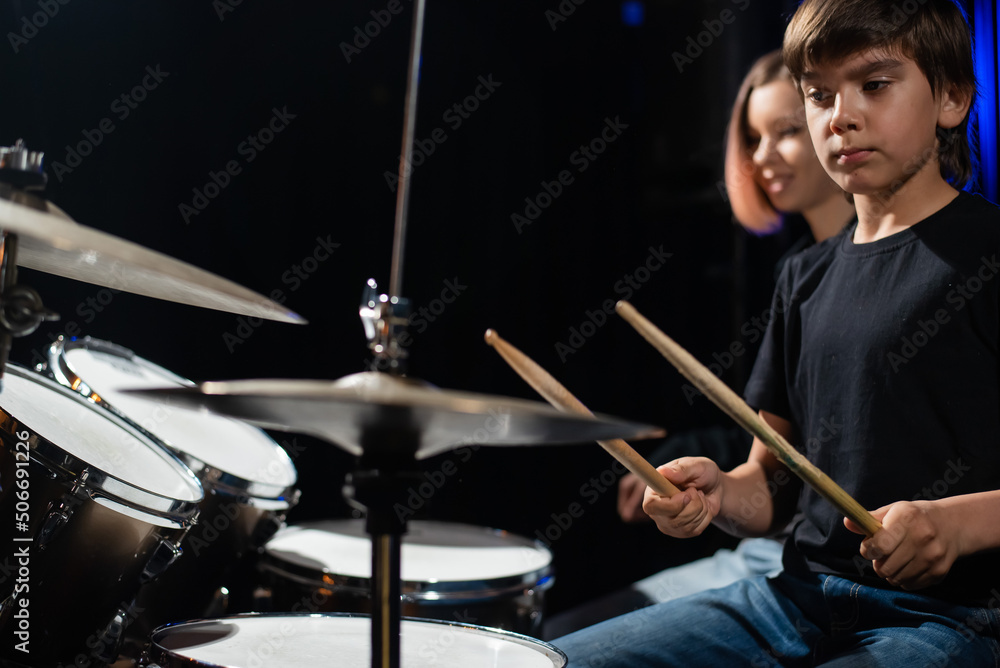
[746,79,842,214]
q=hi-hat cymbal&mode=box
[124,371,666,459]
[0,190,305,324]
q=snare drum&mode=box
[257,520,554,635]
[45,336,300,634]
[145,613,567,667]
[0,365,203,667]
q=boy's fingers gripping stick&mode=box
[614,300,882,537]
[484,328,680,498]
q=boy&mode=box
[553,0,1000,665]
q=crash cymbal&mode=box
[124,371,666,459]
[0,189,305,324]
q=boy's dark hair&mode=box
[783,0,976,188]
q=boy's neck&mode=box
[853,166,959,244]
[802,195,856,243]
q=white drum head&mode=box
[152,614,566,667]
[1,368,201,502]
[61,345,296,488]
[266,520,552,585]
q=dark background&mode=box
[1,0,995,622]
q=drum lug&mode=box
[38,483,88,548]
[92,604,133,665]
[37,509,71,548]
[251,512,285,546]
[140,538,183,584]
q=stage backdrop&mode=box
[0,0,994,618]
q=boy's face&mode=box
[798,49,949,198]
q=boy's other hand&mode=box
[844,501,960,590]
[618,472,652,523]
[642,457,722,538]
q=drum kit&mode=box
[0,3,667,667]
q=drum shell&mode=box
[143,613,568,668]
[0,378,200,667]
[130,484,293,637]
[254,520,553,636]
[44,337,300,637]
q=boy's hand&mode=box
[844,501,961,590]
[642,457,723,538]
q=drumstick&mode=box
[614,300,882,537]
[484,328,680,498]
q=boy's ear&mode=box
[938,82,973,130]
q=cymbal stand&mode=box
[349,0,427,660]
[0,141,59,389]
[353,281,416,668]
[347,0,429,659]
[342,431,421,668]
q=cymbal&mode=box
[0,189,305,324]
[123,371,666,459]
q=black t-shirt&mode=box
[745,191,1000,605]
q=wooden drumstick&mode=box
[614,300,882,537]
[484,328,680,498]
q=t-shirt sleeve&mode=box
[744,262,793,421]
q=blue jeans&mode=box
[553,571,1000,667]
[544,538,784,640]
[631,536,784,602]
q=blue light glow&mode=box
[973,0,998,199]
[622,1,645,27]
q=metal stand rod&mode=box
[0,231,17,383]
[344,441,419,668]
[371,533,402,668]
[0,230,58,389]
[389,0,428,299]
